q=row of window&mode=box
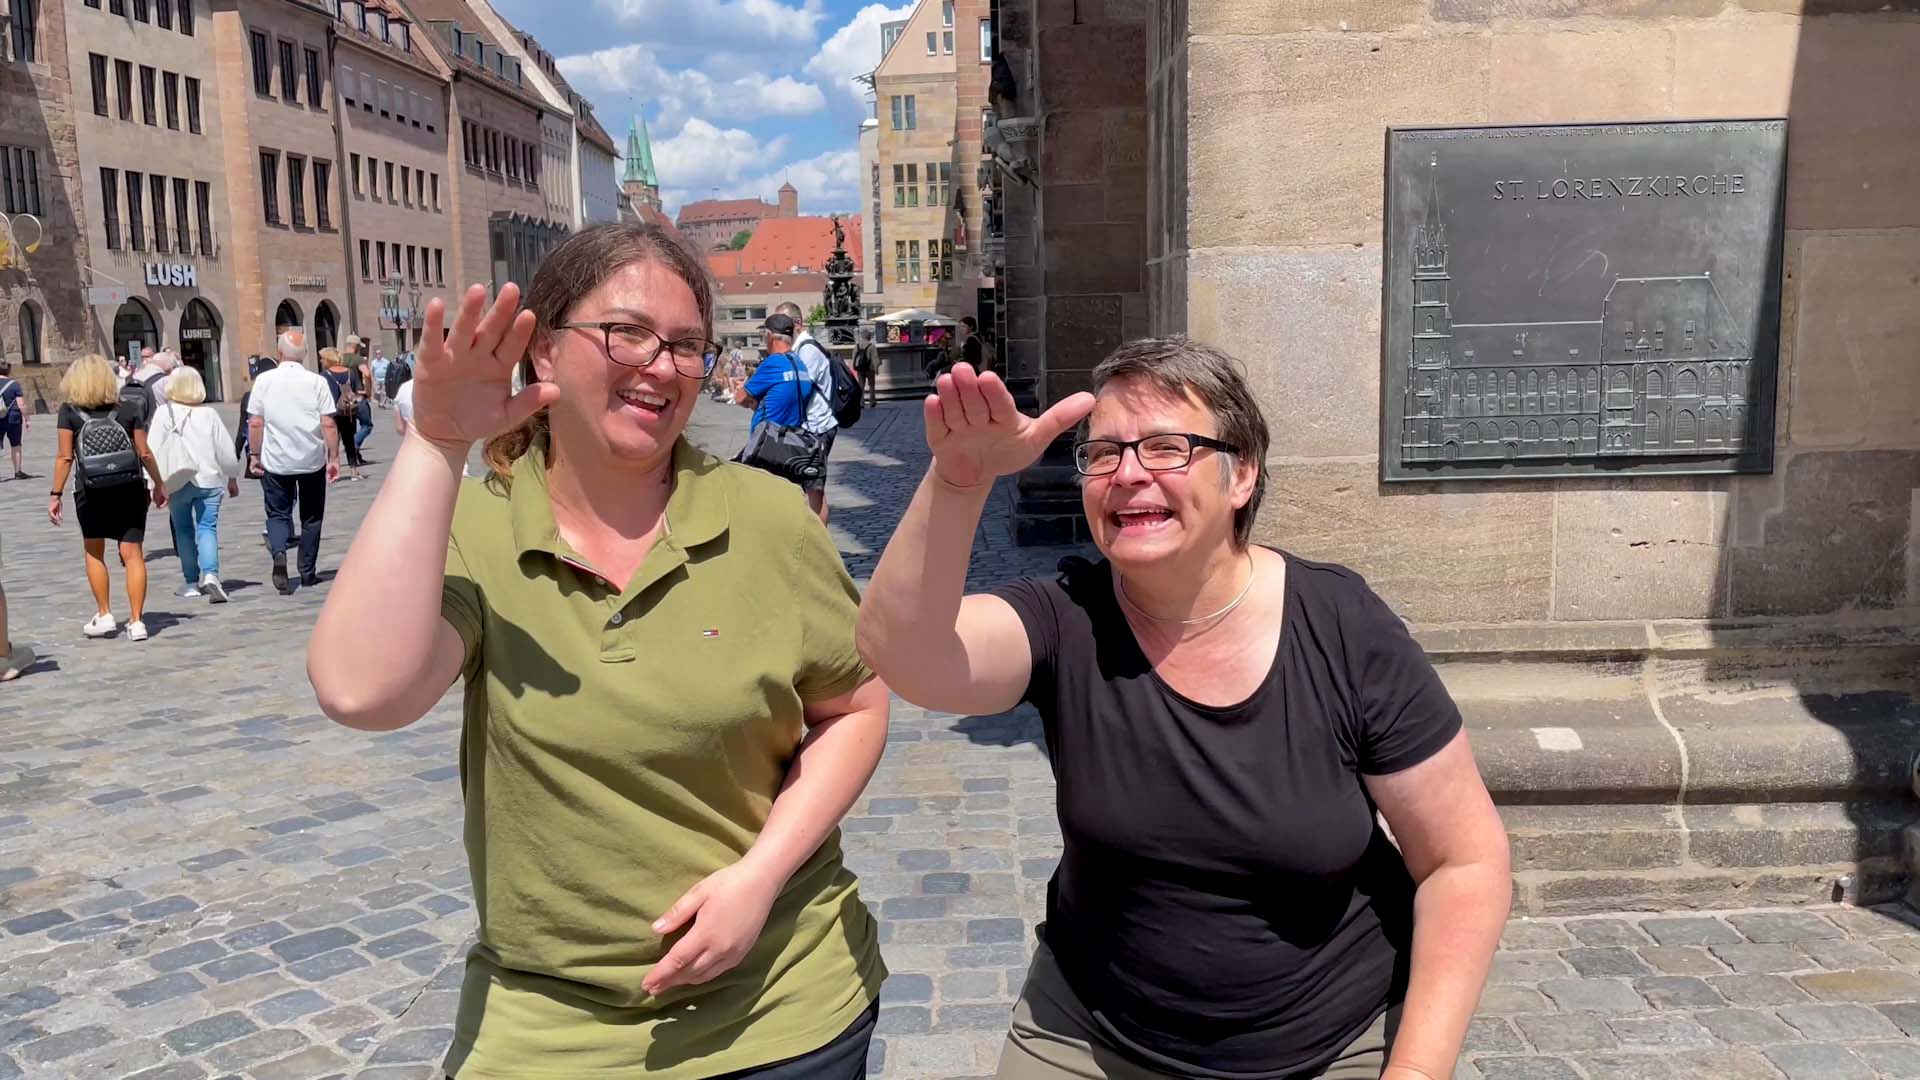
[461,120,540,185]
[889,95,918,132]
[99,168,215,256]
[891,162,953,208]
[1452,411,1744,447]
[348,154,441,213]
[258,150,333,232]
[82,0,196,36]
[88,55,203,134]
[894,239,957,284]
[723,306,770,322]
[357,238,445,287]
[338,2,413,53]
[249,29,326,111]
[0,146,43,216]
[339,64,439,134]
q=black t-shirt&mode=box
[962,335,984,369]
[58,399,147,438]
[992,552,1462,1078]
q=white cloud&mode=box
[806,3,915,109]
[559,45,826,127]
[653,117,794,195]
[591,0,825,51]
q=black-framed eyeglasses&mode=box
[557,321,720,378]
[1073,433,1239,477]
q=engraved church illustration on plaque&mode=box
[1381,120,1787,481]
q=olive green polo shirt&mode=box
[439,437,885,1078]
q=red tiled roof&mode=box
[729,216,863,274]
[678,198,778,225]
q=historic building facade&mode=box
[2,0,93,407]
[675,186,794,254]
[70,0,245,397]
[332,0,455,361]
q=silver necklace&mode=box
[1117,554,1256,626]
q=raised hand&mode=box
[407,283,558,453]
[926,363,1095,489]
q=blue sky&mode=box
[490,0,914,217]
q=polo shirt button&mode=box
[609,612,624,626]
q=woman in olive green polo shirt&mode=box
[309,222,890,1079]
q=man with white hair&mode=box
[129,347,180,406]
[246,331,340,594]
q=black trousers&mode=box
[261,470,326,578]
[337,410,365,467]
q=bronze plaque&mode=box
[1381,120,1787,481]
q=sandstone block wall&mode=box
[1162,0,1920,626]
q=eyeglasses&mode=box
[557,321,720,378]
[1073,433,1239,477]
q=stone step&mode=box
[1505,801,1914,915]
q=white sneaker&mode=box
[125,621,149,642]
[82,613,118,638]
[175,583,202,599]
[201,576,229,604]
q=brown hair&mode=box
[482,222,715,483]
[1089,336,1271,548]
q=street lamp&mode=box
[377,274,424,355]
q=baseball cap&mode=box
[759,313,798,337]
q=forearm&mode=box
[247,417,264,459]
[322,419,340,460]
[309,433,466,717]
[856,469,990,685]
[50,454,73,494]
[741,685,889,885]
[1386,859,1511,1078]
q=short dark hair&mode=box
[961,316,978,331]
[1090,336,1271,548]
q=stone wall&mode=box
[1162,0,1920,626]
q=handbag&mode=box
[739,355,823,483]
[152,402,200,492]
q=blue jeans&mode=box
[169,484,224,583]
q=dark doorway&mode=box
[178,298,223,401]
[112,298,159,370]
[17,302,41,366]
[313,301,338,352]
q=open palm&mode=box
[408,283,558,451]
[926,363,1095,488]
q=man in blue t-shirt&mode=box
[735,313,815,434]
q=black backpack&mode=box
[797,337,863,430]
[384,358,411,400]
[74,405,143,491]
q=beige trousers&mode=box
[995,941,1398,1080]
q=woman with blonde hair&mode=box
[321,346,368,480]
[148,366,242,603]
[49,354,168,641]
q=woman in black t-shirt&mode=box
[858,342,1511,1080]
[48,354,169,643]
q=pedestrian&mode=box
[733,313,822,494]
[959,315,985,373]
[147,366,240,604]
[47,354,169,641]
[857,346,1512,1080]
[0,546,31,680]
[780,303,840,523]
[371,349,391,410]
[128,347,179,406]
[247,331,340,595]
[321,347,367,480]
[309,222,889,1080]
[351,340,377,459]
[852,327,877,409]
[0,360,29,480]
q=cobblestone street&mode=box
[0,398,1917,1079]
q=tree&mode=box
[808,304,829,327]
[730,229,754,250]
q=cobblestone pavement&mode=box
[0,398,1915,1079]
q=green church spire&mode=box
[624,114,658,188]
